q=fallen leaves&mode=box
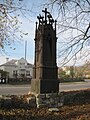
[0,89,90,120]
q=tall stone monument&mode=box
[31,8,59,94]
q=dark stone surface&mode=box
[31,8,59,94]
[31,79,59,94]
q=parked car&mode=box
[0,78,6,84]
[0,79,1,83]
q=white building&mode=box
[0,58,33,79]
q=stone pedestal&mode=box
[35,93,59,108]
[31,79,59,94]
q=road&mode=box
[60,80,90,91]
[0,80,90,95]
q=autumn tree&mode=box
[58,68,66,78]
[46,0,90,65]
[69,66,75,79]
[0,69,9,78]
[0,0,31,52]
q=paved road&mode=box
[60,80,90,91]
[0,80,90,95]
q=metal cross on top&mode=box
[42,8,49,24]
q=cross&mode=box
[42,8,49,24]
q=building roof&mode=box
[0,58,33,67]
[0,59,17,66]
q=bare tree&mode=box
[0,0,31,52]
[46,0,90,65]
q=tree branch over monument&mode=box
[45,0,90,65]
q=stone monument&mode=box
[31,8,59,95]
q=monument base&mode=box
[35,93,59,108]
[27,92,64,108]
[31,79,59,94]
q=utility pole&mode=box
[25,40,27,60]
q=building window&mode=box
[20,69,25,71]
[26,71,30,76]
[20,69,25,74]
[20,73,25,77]
[19,62,25,65]
[13,70,18,77]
